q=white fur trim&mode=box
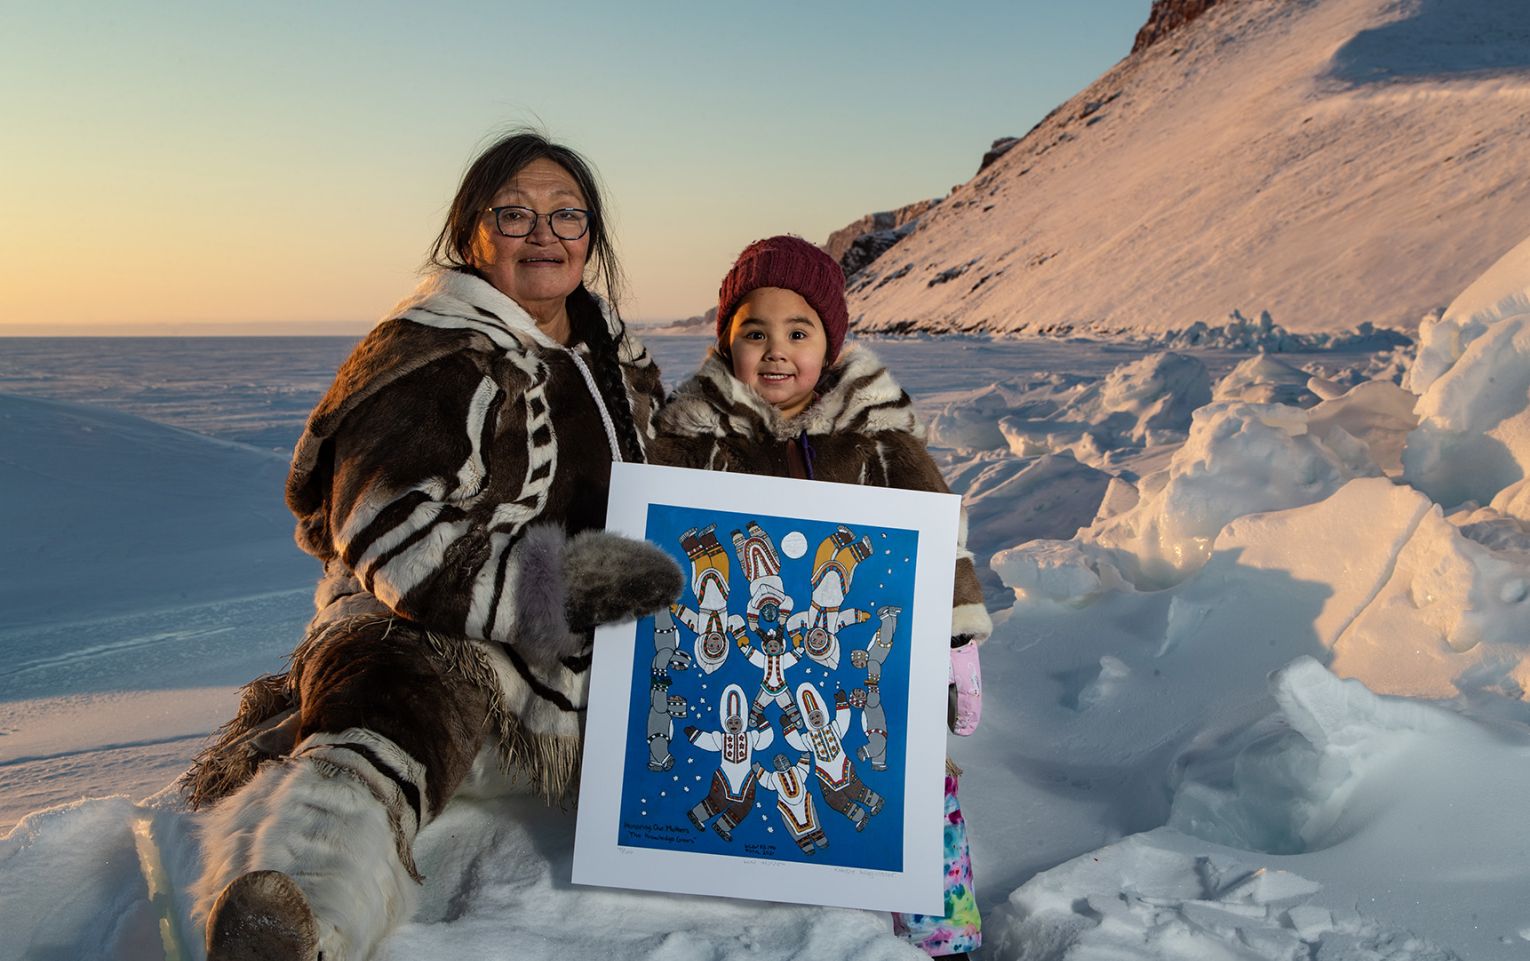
[469,637,587,737]
[453,377,499,497]
[367,517,473,610]
[193,755,417,961]
[296,728,429,826]
[951,601,992,644]
[465,530,512,640]
[388,270,559,350]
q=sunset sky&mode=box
[4,1,1147,334]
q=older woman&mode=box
[188,132,680,961]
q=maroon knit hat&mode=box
[716,235,849,363]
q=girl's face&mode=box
[725,287,828,419]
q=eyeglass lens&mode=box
[494,206,589,240]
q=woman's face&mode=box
[472,157,591,321]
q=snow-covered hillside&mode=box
[844,0,1530,338]
[6,231,1530,958]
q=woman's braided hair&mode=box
[430,129,645,463]
[568,285,646,463]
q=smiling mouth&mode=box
[759,372,794,382]
[519,256,564,265]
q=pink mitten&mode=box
[948,640,982,735]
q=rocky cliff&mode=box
[837,0,1530,338]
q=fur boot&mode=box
[194,729,426,961]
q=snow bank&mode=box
[0,393,311,632]
[990,659,1527,961]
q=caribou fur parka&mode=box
[649,346,991,645]
[187,269,680,961]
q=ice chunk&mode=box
[1403,233,1530,508]
[1304,379,1418,477]
[1213,353,1320,407]
[991,539,1125,606]
[1087,402,1361,588]
[1403,314,1530,508]
[1333,502,1530,697]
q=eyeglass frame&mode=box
[483,204,593,240]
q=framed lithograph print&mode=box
[573,462,959,915]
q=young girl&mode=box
[651,235,989,958]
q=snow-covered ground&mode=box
[6,236,1530,959]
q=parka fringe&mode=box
[180,672,296,810]
[422,629,583,803]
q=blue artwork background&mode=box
[616,504,920,872]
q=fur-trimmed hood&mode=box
[383,268,641,359]
[656,345,921,444]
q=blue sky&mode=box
[3,1,1148,331]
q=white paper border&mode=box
[573,462,958,915]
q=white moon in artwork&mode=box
[781,531,808,558]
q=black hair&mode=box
[567,286,646,463]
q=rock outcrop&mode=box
[1132,0,1230,53]
[823,198,940,278]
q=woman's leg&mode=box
[195,617,490,961]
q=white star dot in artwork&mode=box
[767,826,774,833]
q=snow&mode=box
[7,238,1530,958]
[1402,231,1530,510]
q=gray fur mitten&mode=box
[564,529,683,632]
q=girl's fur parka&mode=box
[650,346,991,643]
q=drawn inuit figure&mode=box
[754,752,828,854]
[671,525,744,674]
[646,608,691,771]
[786,682,884,831]
[846,686,887,772]
[786,525,875,669]
[848,605,900,771]
[731,522,796,636]
[685,684,773,841]
[849,604,900,683]
[739,600,804,731]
